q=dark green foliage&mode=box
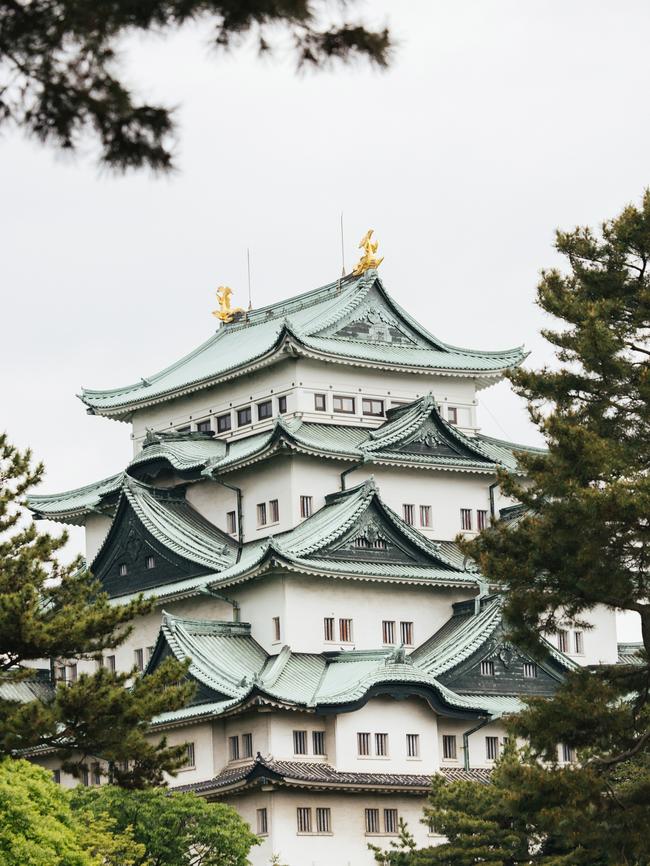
[0,434,194,785]
[71,784,259,866]
[0,1,390,171]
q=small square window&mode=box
[145,555,155,569]
[402,504,415,525]
[278,395,287,414]
[216,412,232,433]
[226,511,237,535]
[400,621,414,646]
[339,618,353,642]
[480,659,495,676]
[228,735,240,761]
[447,407,458,424]
[293,730,308,755]
[406,733,420,758]
[257,503,267,526]
[357,732,371,756]
[523,662,537,678]
[257,400,272,420]
[300,496,313,518]
[312,731,326,755]
[384,809,399,834]
[134,648,144,672]
[375,733,389,756]
[272,616,281,642]
[486,736,499,761]
[323,617,334,642]
[314,393,327,412]
[269,499,279,523]
[442,734,457,760]
[196,420,211,433]
[119,563,128,576]
[362,398,384,417]
[420,505,432,528]
[382,620,395,644]
[460,508,472,530]
[365,808,380,834]
[257,808,268,835]
[316,807,331,834]
[333,395,355,414]
[237,406,252,427]
[242,733,253,758]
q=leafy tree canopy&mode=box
[0,0,391,171]
[0,433,194,785]
[71,784,259,866]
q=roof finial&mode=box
[212,286,244,324]
[352,229,384,276]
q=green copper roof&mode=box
[80,273,526,418]
[27,472,124,525]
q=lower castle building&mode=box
[28,260,621,865]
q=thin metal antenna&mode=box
[340,212,346,276]
[247,248,252,310]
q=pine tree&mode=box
[0,1,390,171]
[0,433,193,786]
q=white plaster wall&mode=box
[281,574,473,653]
[334,697,439,774]
[545,604,619,666]
[232,574,287,654]
[186,478,236,533]
[161,721,215,785]
[437,718,510,769]
[85,513,113,561]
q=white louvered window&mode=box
[134,648,144,672]
[485,736,499,761]
[228,735,240,761]
[297,807,312,833]
[442,734,457,759]
[226,510,237,534]
[382,620,396,644]
[406,733,420,758]
[480,659,495,676]
[365,808,380,834]
[257,503,267,526]
[460,508,472,530]
[185,743,195,767]
[375,733,389,756]
[300,496,313,518]
[316,807,331,833]
[400,621,414,646]
[477,509,488,530]
[384,809,399,834]
[339,618,353,643]
[269,499,279,523]
[272,617,281,642]
[402,504,415,525]
[293,730,308,755]
[256,808,268,835]
[557,629,569,653]
[420,505,432,527]
[323,617,334,641]
[242,733,253,758]
[357,732,371,756]
[574,631,584,654]
[562,743,576,763]
[312,731,326,755]
[523,662,537,678]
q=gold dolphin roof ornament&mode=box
[352,229,384,276]
[212,285,244,323]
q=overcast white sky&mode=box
[1,1,647,637]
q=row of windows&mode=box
[229,733,253,760]
[118,554,156,577]
[357,732,420,758]
[272,616,415,646]
[401,505,488,531]
[256,499,279,526]
[557,628,584,655]
[180,396,289,436]
[479,659,538,678]
[257,806,400,837]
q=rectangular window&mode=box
[67,663,78,682]
[574,631,584,654]
[185,743,195,768]
[402,504,415,525]
[314,393,327,412]
[460,508,472,530]
[105,655,116,672]
[382,620,396,645]
[293,730,308,755]
[442,734,457,760]
[316,807,331,834]
[447,407,458,424]
[269,499,279,523]
[297,807,312,834]
[278,395,287,414]
[420,505,432,528]
[477,509,488,531]
[375,733,389,756]
[237,406,252,427]
[92,763,101,785]
[406,733,420,758]
[480,659,495,676]
[216,412,231,433]
[523,662,537,678]
[272,617,281,642]
[400,621,414,646]
[365,808,380,834]
[197,419,211,433]
[81,765,89,786]
[257,400,272,420]
[312,731,326,755]
[145,555,155,569]
[333,395,355,414]
[557,629,569,653]
[323,617,334,642]
[146,645,155,660]
[228,736,240,761]
[242,733,253,758]
[486,736,499,761]
[562,743,576,763]
[300,496,313,518]
[134,648,144,672]
[384,809,399,834]
[339,618,353,643]
[119,563,128,576]
[226,511,237,535]
[257,502,267,526]
[256,808,268,835]
[357,732,371,756]
[362,398,384,417]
